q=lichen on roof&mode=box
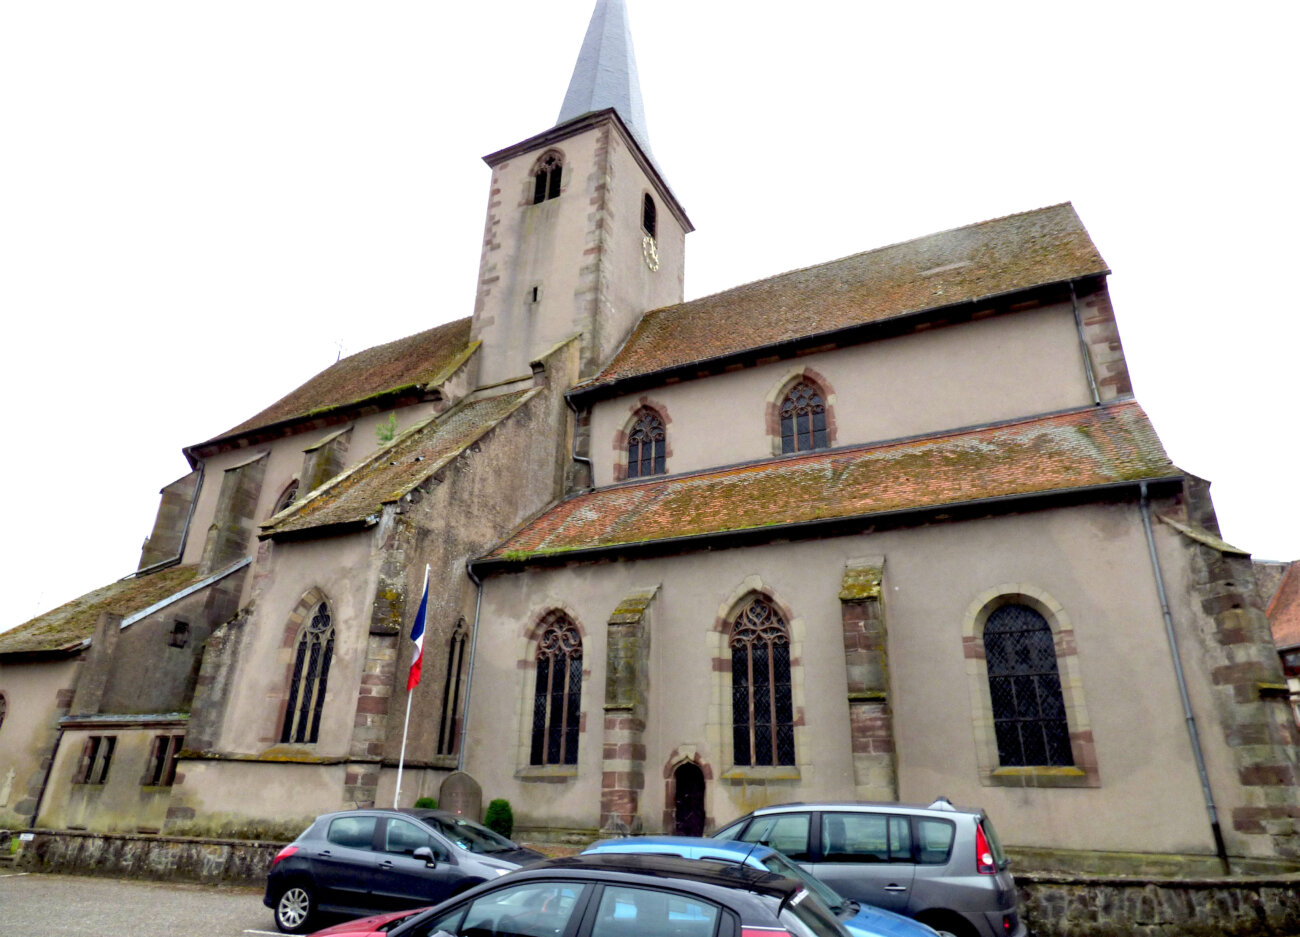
[580,203,1107,390]
[485,401,1175,563]
[0,565,200,656]
[265,388,538,536]
[204,318,475,443]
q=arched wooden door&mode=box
[673,762,706,836]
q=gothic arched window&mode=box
[730,597,795,767]
[642,193,657,240]
[984,604,1073,767]
[533,152,563,204]
[273,480,299,516]
[626,408,666,479]
[436,619,468,756]
[280,602,335,744]
[530,613,582,766]
[780,380,828,454]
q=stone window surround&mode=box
[962,583,1099,788]
[708,577,806,784]
[612,397,673,482]
[265,586,334,749]
[764,367,838,457]
[526,148,567,206]
[514,604,590,781]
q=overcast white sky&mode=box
[2,1,1297,630]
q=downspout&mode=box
[28,722,65,830]
[564,393,594,489]
[456,563,485,772]
[1070,282,1101,406]
[1140,481,1230,872]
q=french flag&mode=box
[407,566,430,691]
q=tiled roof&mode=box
[0,566,200,656]
[483,401,1174,563]
[1267,562,1300,649]
[265,389,538,536]
[582,203,1106,389]
[213,317,474,441]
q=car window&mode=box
[917,818,955,865]
[711,819,745,841]
[454,882,584,937]
[327,815,378,850]
[591,886,720,937]
[758,853,846,911]
[385,817,438,857]
[820,813,911,863]
[779,890,847,937]
[739,813,811,861]
[425,814,520,855]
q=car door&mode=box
[311,814,382,912]
[402,880,591,937]
[806,811,916,914]
[369,816,464,910]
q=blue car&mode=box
[582,837,940,937]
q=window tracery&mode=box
[730,597,795,767]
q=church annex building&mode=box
[2,0,1297,866]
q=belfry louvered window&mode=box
[984,604,1073,767]
[626,408,666,478]
[436,619,468,756]
[533,153,563,204]
[530,613,582,766]
[780,381,828,453]
[281,602,335,744]
[731,597,796,766]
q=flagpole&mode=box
[394,564,430,809]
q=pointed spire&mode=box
[557,0,652,157]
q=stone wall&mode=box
[15,828,282,884]
[1018,871,1300,937]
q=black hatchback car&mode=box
[264,808,545,932]
[361,852,854,937]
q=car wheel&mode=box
[274,883,316,934]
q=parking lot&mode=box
[0,870,278,937]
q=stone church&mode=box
[2,0,1298,864]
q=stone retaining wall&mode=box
[14,829,282,884]
[1018,872,1300,936]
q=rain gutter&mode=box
[457,562,486,772]
[1070,281,1101,406]
[1139,480,1230,873]
[564,394,594,490]
[119,556,251,630]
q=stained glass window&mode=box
[281,602,335,744]
[984,604,1073,767]
[530,613,582,766]
[780,381,828,453]
[626,409,666,478]
[730,597,795,766]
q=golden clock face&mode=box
[642,234,660,271]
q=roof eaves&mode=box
[470,475,1187,576]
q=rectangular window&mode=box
[77,735,117,785]
[822,812,912,863]
[143,734,184,787]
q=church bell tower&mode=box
[469,0,692,387]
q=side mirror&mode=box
[414,846,437,867]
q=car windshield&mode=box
[424,815,519,854]
[759,852,849,913]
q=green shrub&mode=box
[484,798,514,839]
[414,797,438,809]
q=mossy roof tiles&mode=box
[266,389,537,535]
[0,565,200,656]
[485,401,1174,562]
[582,203,1106,389]
[215,317,474,441]
[1267,562,1300,649]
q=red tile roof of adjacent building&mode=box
[0,565,200,656]
[210,317,474,442]
[265,388,537,536]
[580,203,1107,390]
[1267,562,1300,649]
[483,400,1174,563]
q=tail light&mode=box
[743,928,789,937]
[271,845,299,867]
[975,822,996,875]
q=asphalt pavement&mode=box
[0,870,277,936]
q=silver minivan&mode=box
[712,800,1023,937]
